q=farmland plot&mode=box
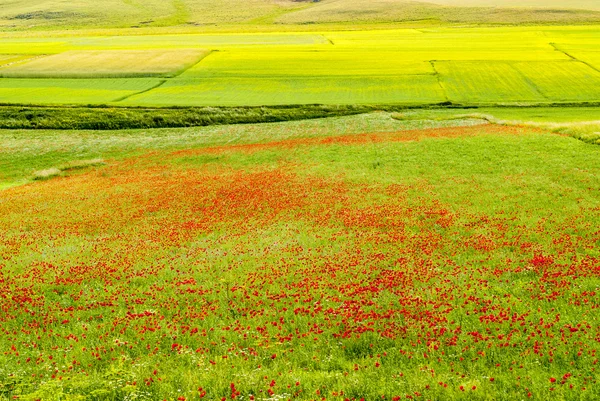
[435,61,546,104]
[0,27,598,106]
[180,49,435,78]
[325,29,569,61]
[0,49,209,78]
[0,78,161,105]
[564,50,600,71]
[122,75,446,106]
[65,32,331,50]
[0,54,38,67]
[512,61,600,102]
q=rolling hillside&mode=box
[1,0,600,31]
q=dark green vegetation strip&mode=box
[0,104,443,130]
[1,102,600,130]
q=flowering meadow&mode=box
[1,117,599,400]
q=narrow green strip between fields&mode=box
[0,103,599,131]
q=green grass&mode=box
[0,104,383,130]
[0,112,480,186]
[392,107,600,144]
[511,61,600,101]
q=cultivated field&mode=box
[0,50,210,78]
[0,27,599,106]
[0,79,162,105]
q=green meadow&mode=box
[2,111,600,400]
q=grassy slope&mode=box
[0,0,305,31]
[2,108,599,188]
[275,0,600,25]
[0,112,481,186]
[1,0,600,32]
[393,107,600,144]
[428,0,600,9]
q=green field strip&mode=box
[435,61,548,104]
[120,75,447,106]
[512,61,600,102]
[0,78,163,105]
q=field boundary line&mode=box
[170,50,215,78]
[112,79,168,103]
[507,62,549,102]
[429,61,449,103]
[0,54,48,71]
[550,43,600,74]
[321,35,335,45]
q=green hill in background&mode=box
[1,0,600,32]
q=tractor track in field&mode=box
[113,50,215,103]
[112,79,167,103]
[507,63,549,102]
[170,49,215,78]
[429,61,449,103]
[550,42,600,74]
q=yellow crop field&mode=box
[0,27,597,106]
[0,54,36,67]
[121,75,446,106]
[326,29,569,61]
[566,51,600,71]
[0,49,209,78]
[182,49,435,78]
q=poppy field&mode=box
[1,113,599,400]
